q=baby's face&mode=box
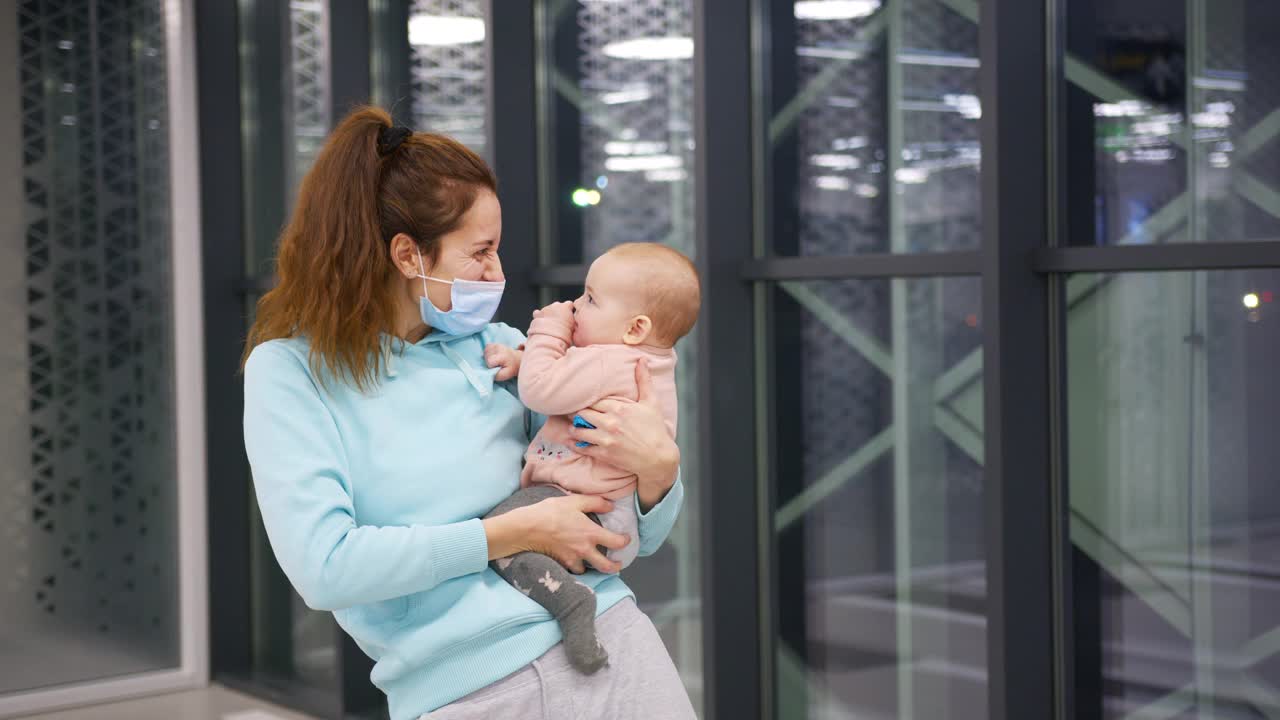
[571,253,645,347]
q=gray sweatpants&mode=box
[417,599,696,720]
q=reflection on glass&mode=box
[407,0,488,156]
[764,0,981,256]
[238,0,341,694]
[771,277,985,719]
[538,4,701,707]
[2,0,181,694]
[1065,0,1280,245]
[1069,270,1280,718]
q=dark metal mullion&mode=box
[327,4,382,717]
[1034,242,1280,273]
[195,0,252,683]
[694,1,761,719]
[486,0,540,326]
[328,0,372,122]
[980,1,1056,720]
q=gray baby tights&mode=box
[484,486,610,675]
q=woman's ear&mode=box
[389,233,424,278]
[623,314,653,346]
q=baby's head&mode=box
[570,243,701,349]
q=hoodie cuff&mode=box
[427,518,490,584]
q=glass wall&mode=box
[536,0,703,710]
[1066,1,1280,716]
[2,0,181,695]
[237,0,341,698]
[759,1,986,718]
[1069,269,1280,718]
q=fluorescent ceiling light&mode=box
[794,0,881,20]
[408,15,485,46]
[894,167,929,184]
[604,154,682,172]
[810,153,861,170]
[814,176,852,191]
[600,86,652,105]
[645,169,689,183]
[602,37,693,61]
[604,140,668,156]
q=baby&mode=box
[482,242,700,674]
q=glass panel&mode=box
[1064,0,1280,245]
[770,276,986,719]
[2,0,181,693]
[537,3,702,711]
[1069,270,1280,717]
[238,0,341,696]
[409,0,488,156]
[762,0,982,256]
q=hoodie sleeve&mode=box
[634,471,686,557]
[243,343,489,612]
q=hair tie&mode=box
[377,125,412,156]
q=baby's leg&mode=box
[484,486,609,674]
[597,495,641,570]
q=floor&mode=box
[15,685,320,720]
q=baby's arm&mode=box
[518,301,610,416]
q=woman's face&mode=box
[419,189,504,312]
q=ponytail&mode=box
[244,106,497,390]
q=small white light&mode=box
[604,154,682,172]
[1209,152,1231,169]
[602,37,693,61]
[810,153,861,170]
[604,140,668,156]
[832,136,868,151]
[1192,112,1231,128]
[943,93,982,119]
[1244,293,1260,309]
[600,86,652,105]
[814,175,852,191]
[794,0,881,20]
[894,167,929,184]
[1094,100,1148,118]
[645,168,689,183]
[408,15,485,46]
[855,183,880,198]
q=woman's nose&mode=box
[481,252,504,282]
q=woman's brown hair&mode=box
[243,106,497,389]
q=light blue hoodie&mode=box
[242,323,684,720]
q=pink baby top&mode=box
[517,303,678,500]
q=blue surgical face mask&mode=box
[415,253,505,337]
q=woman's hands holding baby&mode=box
[483,494,629,574]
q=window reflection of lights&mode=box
[794,0,881,20]
[826,96,861,108]
[602,37,693,61]
[797,45,867,60]
[1094,100,1148,118]
[894,168,929,184]
[604,154,682,172]
[1244,293,1260,309]
[645,169,689,183]
[1115,150,1129,163]
[832,136,867,151]
[897,52,979,68]
[855,183,879,198]
[814,176,852,191]
[810,153,861,170]
[944,93,981,119]
[1132,148,1175,163]
[1209,152,1231,169]
[1193,75,1246,92]
[604,140,668,156]
[408,15,485,46]
[1192,112,1231,128]
[571,188,603,207]
[600,86,652,105]
[596,176,609,189]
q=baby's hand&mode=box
[532,301,575,322]
[484,343,523,382]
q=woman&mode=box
[241,107,696,720]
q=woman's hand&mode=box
[569,359,681,512]
[483,494,629,574]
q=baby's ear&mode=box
[623,315,653,346]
